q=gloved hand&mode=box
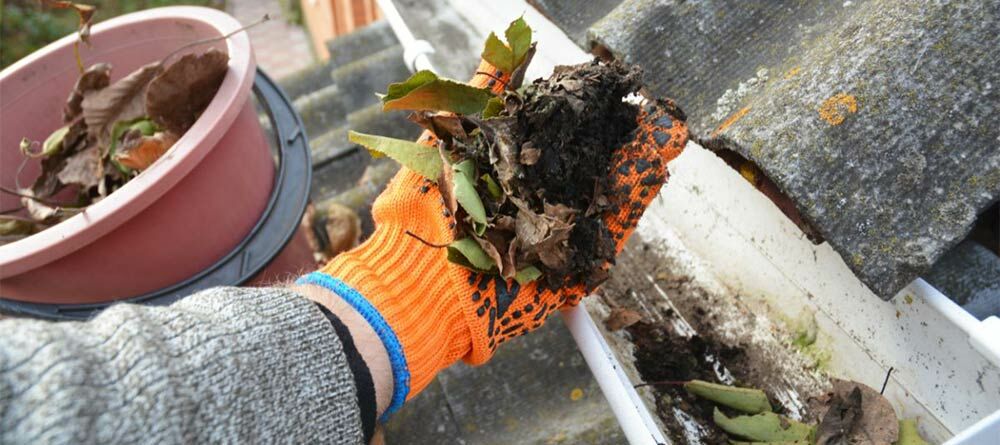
[299,58,687,416]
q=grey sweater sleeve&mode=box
[0,287,364,444]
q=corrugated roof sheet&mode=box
[532,0,1000,298]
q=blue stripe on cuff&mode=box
[297,272,410,420]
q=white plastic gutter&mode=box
[373,0,436,73]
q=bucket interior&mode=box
[1,17,228,213]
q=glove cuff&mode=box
[312,224,472,403]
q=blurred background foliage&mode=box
[1,0,225,69]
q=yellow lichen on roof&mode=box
[818,93,858,125]
[712,105,751,137]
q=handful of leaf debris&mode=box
[2,49,229,245]
[348,18,644,289]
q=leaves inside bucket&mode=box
[4,46,232,246]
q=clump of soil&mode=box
[462,60,643,289]
[628,321,746,444]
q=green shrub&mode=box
[1,0,225,69]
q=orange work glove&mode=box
[298,59,688,417]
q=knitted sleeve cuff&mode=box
[297,272,410,420]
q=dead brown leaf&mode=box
[473,235,508,278]
[64,63,111,122]
[81,62,163,147]
[19,189,74,223]
[816,379,899,445]
[57,144,102,189]
[40,1,95,43]
[519,142,540,165]
[511,197,575,270]
[114,131,178,171]
[145,49,229,134]
[604,307,642,331]
[409,112,468,141]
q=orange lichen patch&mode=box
[784,66,801,80]
[711,105,751,137]
[818,93,858,125]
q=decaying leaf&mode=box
[519,142,540,165]
[81,62,164,146]
[511,197,574,270]
[514,265,542,284]
[713,408,815,443]
[816,379,899,445]
[57,144,102,189]
[447,237,497,272]
[473,235,506,277]
[349,131,443,179]
[452,159,487,226]
[145,49,230,134]
[19,189,77,223]
[482,96,504,119]
[0,217,38,237]
[684,380,772,414]
[114,131,178,171]
[604,307,642,331]
[895,419,929,445]
[65,63,111,122]
[381,70,493,115]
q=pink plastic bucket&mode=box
[0,7,295,304]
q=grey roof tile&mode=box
[534,0,1000,298]
[527,0,621,46]
[326,20,400,68]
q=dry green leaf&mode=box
[348,131,443,179]
[109,118,157,160]
[81,62,163,146]
[381,70,493,115]
[146,49,230,134]
[514,265,542,285]
[480,17,533,76]
[64,63,111,122]
[895,419,928,445]
[482,96,504,119]
[505,16,532,69]
[453,160,487,225]
[42,125,72,157]
[447,238,498,272]
[481,32,515,73]
[481,173,502,200]
[684,380,772,414]
[713,408,815,443]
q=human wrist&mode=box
[290,283,394,418]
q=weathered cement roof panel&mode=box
[533,0,1000,298]
[712,0,1000,298]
